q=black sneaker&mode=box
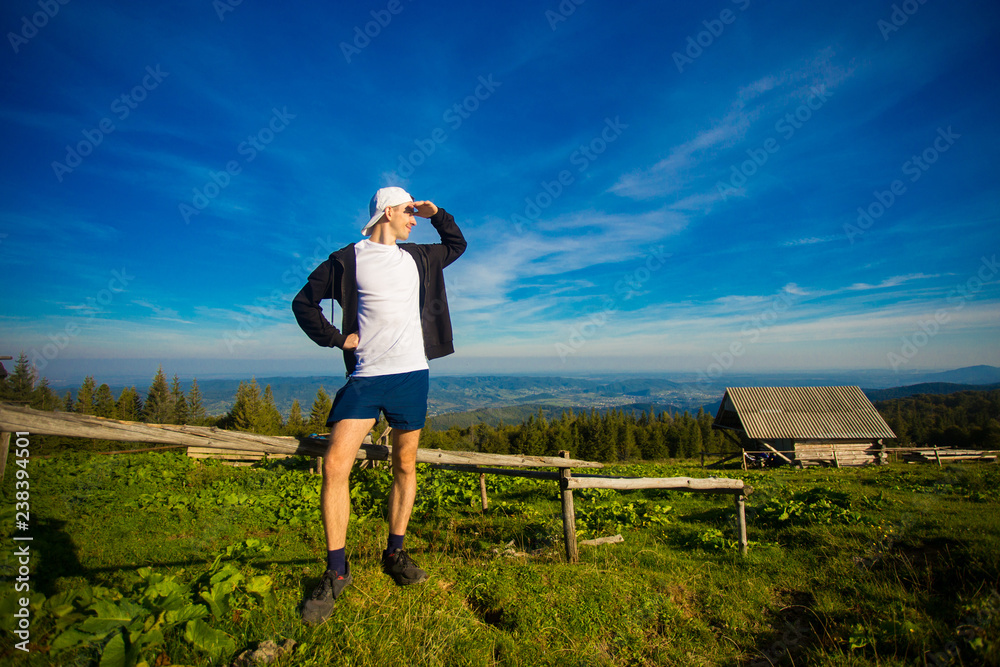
[300,564,352,625]
[381,548,428,586]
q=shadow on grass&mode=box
[745,590,821,667]
[679,506,735,525]
[35,517,85,597]
[81,556,322,576]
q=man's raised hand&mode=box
[412,201,438,218]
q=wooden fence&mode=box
[704,446,1000,469]
[883,447,999,466]
[0,403,751,560]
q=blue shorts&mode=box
[327,369,429,430]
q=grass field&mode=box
[2,451,999,666]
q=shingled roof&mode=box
[712,386,896,440]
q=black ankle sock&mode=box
[327,548,346,575]
[384,533,404,558]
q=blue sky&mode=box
[1,0,998,385]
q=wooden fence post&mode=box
[479,473,488,511]
[735,493,748,555]
[934,447,942,467]
[558,451,579,563]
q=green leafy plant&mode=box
[575,500,671,538]
[684,527,738,552]
[756,486,862,526]
[41,546,275,666]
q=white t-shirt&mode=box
[351,239,428,377]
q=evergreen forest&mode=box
[2,353,998,462]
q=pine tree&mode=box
[75,376,97,414]
[3,352,36,402]
[259,385,284,435]
[546,411,572,456]
[512,415,544,456]
[619,421,638,461]
[286,399,306,436]
[576,410,597,461]
[642,421,667,460]
[592,417,615,462]
[94,384,117,418]
[188,379,206,425]
[229,378,266,432]
[473,423,489,452]
[143,366,174,424]
[308,387,333,433]
[116,387,142,421]
[63,391,74,412]
[686,419,703,458]
[171,375,190,425]
[30,377,60,411]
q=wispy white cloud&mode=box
[611,47,855,202]
[131,300,193,324]
[845,274,941,291]
[450,208,687,315]
[782,235,840,247]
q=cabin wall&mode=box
[792,440,880,466]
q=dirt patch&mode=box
[664,582,698,619]
[465,596,508,630]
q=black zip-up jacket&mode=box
[291,208,466,376]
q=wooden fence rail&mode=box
[0,403,751,560]
[0,403,599,480]
[563,475,747,492]
[432,459,752,559]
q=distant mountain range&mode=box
[862,382,1000,402]
[913,365,1000,385]
[60,365,1000,423]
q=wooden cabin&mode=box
[712,386,895,467]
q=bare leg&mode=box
[320,418,376,551]
[387,428,421,536]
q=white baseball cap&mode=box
[362,186,413,235]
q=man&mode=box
[291,186,466,625]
